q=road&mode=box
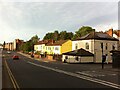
[2,51,120,89]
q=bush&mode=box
[35,51,41,55]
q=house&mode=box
[45,40,72,55]
[13,39,24,51]
[34,40,55,54]
[106,28,120,50]
[72,32,119,63]
[106,28,120,40]
[5,42,14,51]
[4,39,24,51]
[62,48,94,63]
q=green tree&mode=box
[53,30,59,41]
[43,32,54,40]
[72,26,95,40]
[59,31,67,40]
[19,35,39,52]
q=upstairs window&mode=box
[75,44,78,50]
[106,43,108,50]
[112,45,115,50]
[86,43,89,49]
[55,47,59,50]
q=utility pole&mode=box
[101,43,104,69]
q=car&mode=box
[7,51,11,54]
[12,55,19,60]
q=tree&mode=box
[53,30,59,41]
[59,31,73,40]
[19,35,40,52]
[59,31,67,40]
[72,26,95,40]
[43,32,54,40]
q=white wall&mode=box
[72,39,118,63]
[62,55,93,63]
[53,46,61,54]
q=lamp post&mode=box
[101,43,104,69]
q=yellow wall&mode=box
[61,40,72,54]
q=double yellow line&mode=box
[4,60,20,90]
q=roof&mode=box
[46,40,69,46]
[74,32,119,41]
[36,40,55,45]
[62,48,94,57]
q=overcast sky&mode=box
[0,0,119,44]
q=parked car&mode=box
[12,55,19,60]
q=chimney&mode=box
[106,28,113,37]
[51,39,55,44]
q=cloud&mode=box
[0,2,118,43]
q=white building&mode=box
[72,32,119,63]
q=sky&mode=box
[0,0,119,44]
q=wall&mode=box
[61,40,72,54]
[53,46,61,54]
[62,55,93,63]
[72,39,118,63]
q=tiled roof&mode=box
[46,40,69,46]
[36,40,55,45]
[62,48,94,56]
[74,32,119,41]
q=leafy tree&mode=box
[19,35,39,52]
[66,32,74,40]
[53,30,59,41]
[43,32,54,40]
[59,31,67,40]
[72,26,95,40]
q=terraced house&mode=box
[34,40,54,54]
[45,40,72,55]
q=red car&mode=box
[12,55,19,60]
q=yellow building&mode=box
[45,40,72,55]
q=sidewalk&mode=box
[18,52,57,62]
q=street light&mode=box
[101,42,104,69]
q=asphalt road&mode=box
[2,51,120,89]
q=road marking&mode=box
[77,72,105,77]
[5,60,20,90]
[27,61,120,89]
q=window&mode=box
[101,43,103,49]
[112,45,115,50]
[86,43,89,49]
[75,44,78,49]
[55,47,59,50]
[106,43,107,50]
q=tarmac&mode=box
[18,52,120,73]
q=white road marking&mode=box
[27,61,120,89]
